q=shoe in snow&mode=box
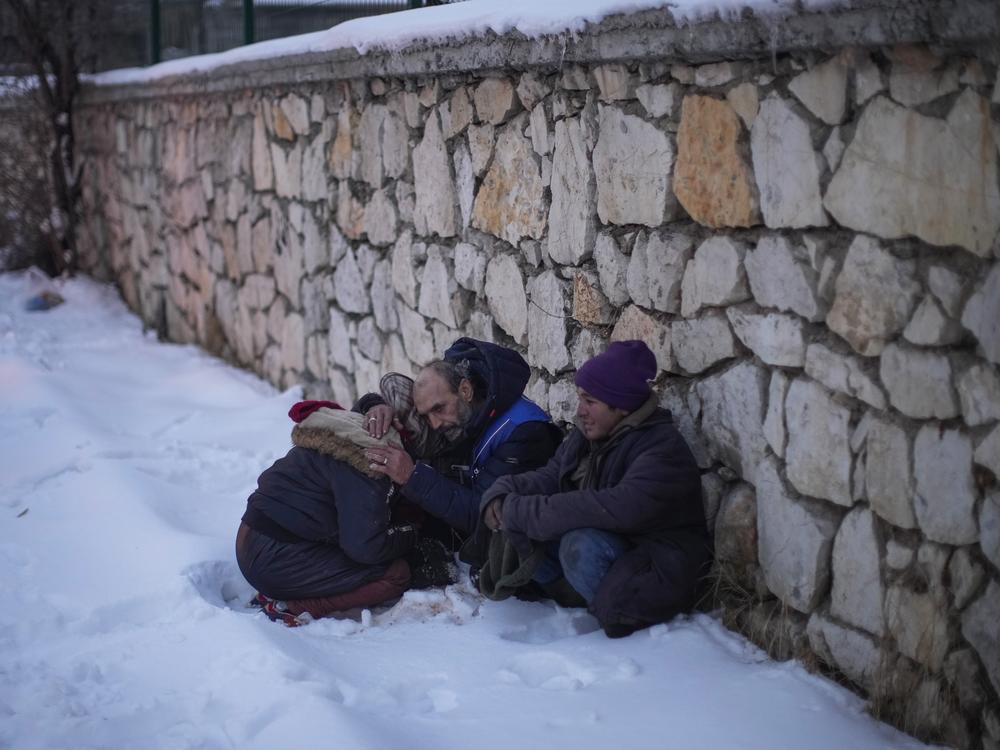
[603,619,643,639]
[409,559,458,590]
[254,593,312,627]
[406,538,453,568]
[248,592,267,609]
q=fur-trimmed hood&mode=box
[291,408,404,479]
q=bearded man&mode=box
[360,338,562,546]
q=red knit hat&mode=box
[574,340,656,412]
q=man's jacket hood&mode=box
[444,337,531,438]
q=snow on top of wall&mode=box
[90,0,845,86]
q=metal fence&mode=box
[153,0,461,65]
[0,1,464,75]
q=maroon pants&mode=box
[284,558,411,619]
[237,522,411,620]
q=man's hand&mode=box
[483,498,504,531]
[366,445,415,485]
[365,404,402,439]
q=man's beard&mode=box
[440,398,474,445]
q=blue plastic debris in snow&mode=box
[25,290,65,311]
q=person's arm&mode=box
[502,435,699,541]
[403,421,561,535]
[332,468,418,565]
[480,431,573,527]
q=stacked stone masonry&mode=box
[77,6,1000,748]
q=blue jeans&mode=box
[532,529,629,605]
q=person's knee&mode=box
[559,528,623,579]
[558,529,593,572]
[558,530,617,605]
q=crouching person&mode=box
[236,403,450,627]
[480,341,712,638]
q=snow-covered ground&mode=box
[91,0,846,86]
[0,270,940,750]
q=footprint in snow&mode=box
[497,651,641,691]
[499,606,600,644]
[384,677,459,715]
[184,560,256,610]
[497,652,598,691]
[349,675,459,716]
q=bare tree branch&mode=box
[0,0,91,274]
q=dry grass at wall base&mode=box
[869,656,971,748]
[699,560,812,665]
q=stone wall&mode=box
[75,2,1000,746]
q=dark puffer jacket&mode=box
[241,443,417,597]
[365,338,563,537]
[484,407,711,629]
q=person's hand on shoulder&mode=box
[365,404,402,439]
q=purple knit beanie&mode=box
[574,340,656,412]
